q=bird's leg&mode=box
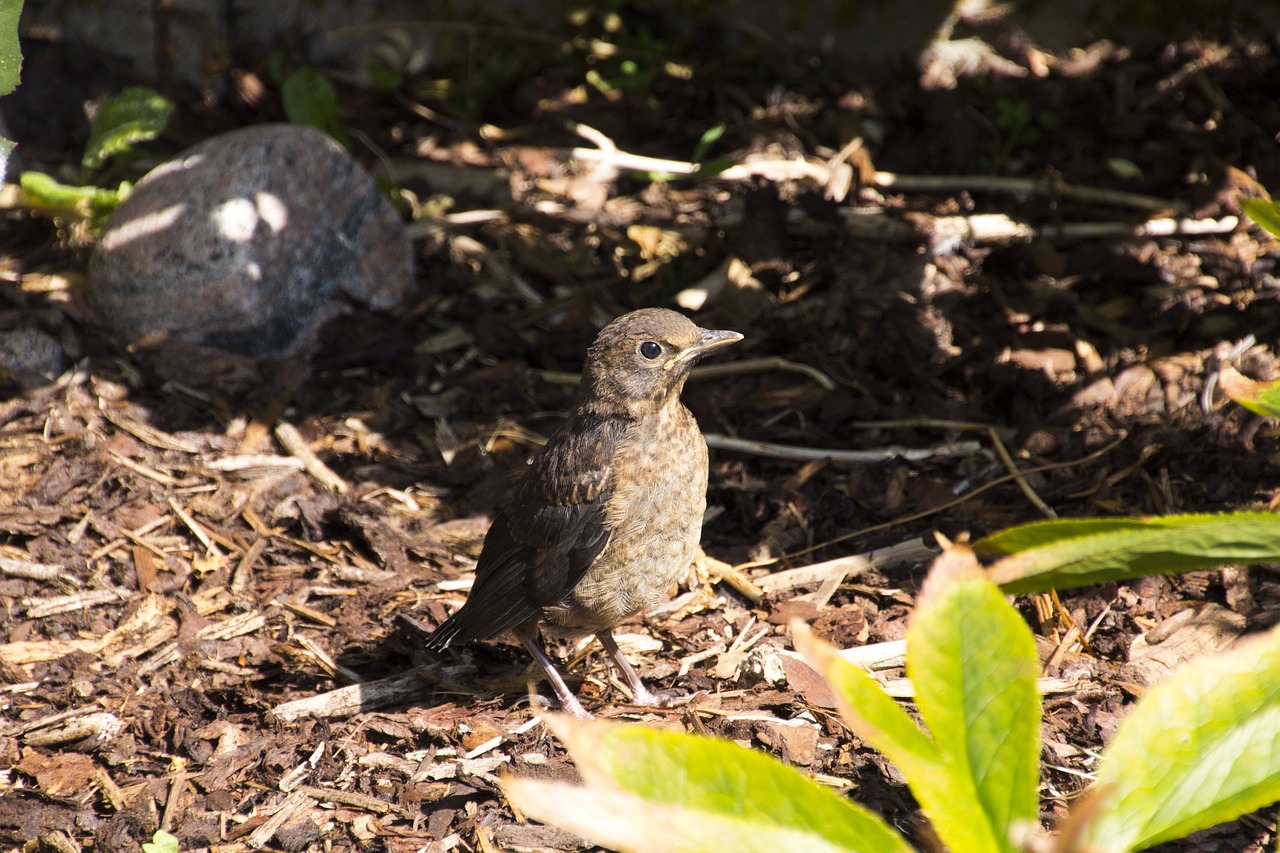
[596,630,662,706]
[519,634,591,719]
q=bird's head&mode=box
[581,308,743,408]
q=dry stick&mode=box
[98,404,203,453]
[107,449,182,486]
[568,128,1201,224]
[274,421,349,493]
[804,207,1240,247]
[987,427,1057,519]
[783,439,1123,561]
[871,171,1184,213]
[705,433,982,463]
[536,356,836,391]
[689,357,836,390]
[168,497,223,557]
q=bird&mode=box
[424,308,743,717]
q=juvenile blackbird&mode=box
[425,308,742,717]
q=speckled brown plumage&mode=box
[424,308,742,717]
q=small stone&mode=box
[89,123,413,357]
[0,328,65,382]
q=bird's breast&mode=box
[548,404,709,631]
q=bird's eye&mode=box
[638,341,662,360]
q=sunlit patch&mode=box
[213,197,259,242]
[97,203,185,251]
[255,192,288,233]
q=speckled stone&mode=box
[0,328,65,384]
[89,123,413,357]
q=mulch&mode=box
[2,25,1280,853]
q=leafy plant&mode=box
[1217,363,1280,420]
[1242,197,1280,241]
[81,85,175,170]
[141,829,180,853]
[18,85,173,226]
[281,67,346,145]
[503,513,1280,853]
[0,0,24,184]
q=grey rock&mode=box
[0,328,66,384]
[89,123,413,358]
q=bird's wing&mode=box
[424,410,621,648]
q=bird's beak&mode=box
[663,328,744,370]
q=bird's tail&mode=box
[423,615,463,652]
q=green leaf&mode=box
[142,829,180,853]
[1082,625,1280,851]
[1243,197,1280,241]
[0,137,13,185]
[83,86,174,170]
[978,512,1280,595]
[1218,364,1280,419]
[691,122,726,165]
[19,171,130,220]
[0,0,23,96]
[283,67,344,142]
[797,626,943,783]
[907,576,1041,853]
[802,549,1041,853]
[502,716,914,853]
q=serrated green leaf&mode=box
[1243,197,1280,241]
[1082,625,1280,851]
[505,716,913,853]
[83,86,174,170]
[978,512,1280,595]
[0,0,23,96]
[908,578,1041,853]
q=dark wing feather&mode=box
[424,407,626,650]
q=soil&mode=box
[3,18,1280,853]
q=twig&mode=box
[704,433,983,463]
[0,556,63,580]
[871,171,1184,213]
[23,587,132,619]
[688,357,836,390]
[784,440,1122,560]
[108,449,182,486]
[536,356,835,391]
[98,403,203,453]
[988,427,1057,519]
[274,421,349,494]
[168,497,223,557]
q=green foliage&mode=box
[991,95,1059,168]
[0,0,23,184]
[1082,626,1280,851]
[281,67,346,144]
[82,85,175,170]
[977,511,1280,595]
[142,829,180,853]
[19,85,169,226]
[505,522,1280,853]
[803,563,1040,853]
[1217,363,1280,419]
[19,171,132,226]
[0,0,21,96]
[503,716,912,853]
[1242,197,1280,240]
